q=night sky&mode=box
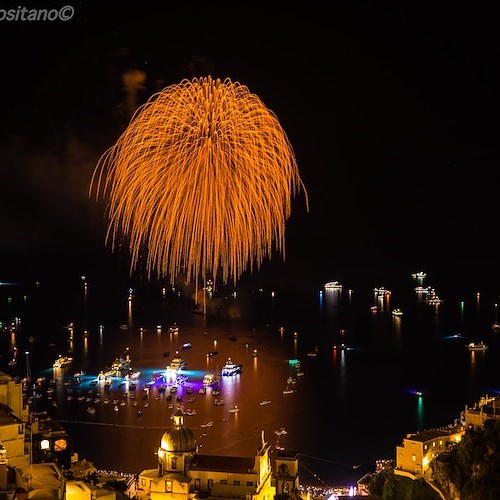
[1,2,498,285]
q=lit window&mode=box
[439,440,442,445]
[424,445,427,450]
[221,480,227,485]
[165,481,172,493]
[40,439,50,450]
[433,441,436,447]
[411,454,416,462]
[54,439,67,452]
[171,457,177,470]
[234,481,240,486]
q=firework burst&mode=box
[90,76,308,285]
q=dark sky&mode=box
[0,2,498,283]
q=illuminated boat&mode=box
[166,352,187,372]
[203,373,221,386]
[110,356,131,375]
[467,341,488,351]
[411,271,427,279]
[221,358,242,376]
[275,427,287,436]
[425,289,443,305]
[53,356,73,368]
[259,399,271,406]
[124,369,141,381]
[168,324,179,334]
[324,281,342,290]
[392,308,403,317]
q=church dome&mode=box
[160,411,196,452]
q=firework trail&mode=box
[90,76,308,285]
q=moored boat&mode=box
[221,358,242,376]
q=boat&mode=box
[214,399,224,406]
[282,388,295,395]
[251,349,258,357]
[182,342,192,349]
[110,356,131,376]
[73,370,85,377]
[324,281,342,290]
[198,386,206,394]
[168,324,179,334]
[275,427,287,436]
[86,406,96,414]
[166,352,187,372]
[124,369,141,381]
[392,308,403,317]
[203,373,221,386]
[259,399,271,406]
[221,358,242,376]
[306,347,318,358]
[467,341,488,351]
[411,271,427,280]
[200,421,213,428]
[207,351,218,357]
[53,356,73,368]
[229,405,239,413]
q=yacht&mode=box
[392,308,403,317]
[110,356,131,376]
[166,352,187,372]
[203,373,221,386]
[324,281,342,290]
[259,399,271,406]
[411,271,427,280]
[221,358,242,376]
[53,356,73,368]
[467,341,488,351]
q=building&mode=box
[395,426,463,477]
[0,372,30,468]
[463,394,500,429]
[131,410,276,499]
[274,450,300,497]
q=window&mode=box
[194,479,200,490]
[233,481,240,486]
[207,479,214,489]
[165,481,172,493]
[424,445,428,450]
[247,482,253,486]
[171,457,177,470]
[411,454,416,462]
[282,482,290,494]
[221,480,227,485]
[433,441,436,447]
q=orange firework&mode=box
[90,76,308,285]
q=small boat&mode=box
[198,386,206,394]
[282,388,295,395]
[214,399,224,406]
[411,271,427,280]
[207,351,218,357]
[467,341,488,351]
[306,347,318,358]
[259,399,271,406]
[200,421,214,428]
[229,405,240,413]
[275,427,287,436]
[73,370,85,377]
[86,406,96,414]
[392,308,403,317]
[168,324,179,334]
[182,342,192,349]
[53,356,73,368]
[251,349,258,357]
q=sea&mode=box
[1,261,500,488]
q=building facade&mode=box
[396,426,463,477]
[132,411,276,500]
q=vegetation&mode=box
[368,469,440,499]
[432,419,500,500]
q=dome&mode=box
[160,411,196,452]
